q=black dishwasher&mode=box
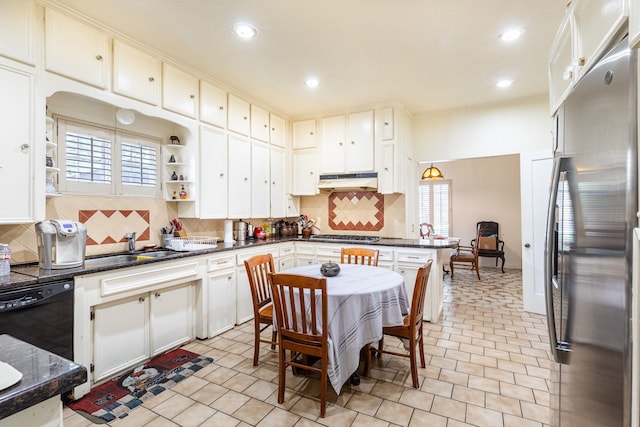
[0,279,74,361]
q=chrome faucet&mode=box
[125,232,136,253]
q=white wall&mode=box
[412,94,552,162]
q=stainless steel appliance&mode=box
[36,219,87,269]
[309,234,380,243]
[0,279,74,361]
[545,37,636,426]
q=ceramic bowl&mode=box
[320,262,340,277]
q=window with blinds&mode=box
[57,118,161,197]
[419,180,452,237]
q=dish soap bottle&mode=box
[179,185,188,200]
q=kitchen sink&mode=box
[84,250,176,267]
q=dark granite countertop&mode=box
[0,334,87,420]
[7,236,458,291]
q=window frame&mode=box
[56,117,162,198]
[418,179,452,237]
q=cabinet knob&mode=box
[264,124,268,128]
[339,142,343,146]
[219,106,224,110]
[243,116,248,120]
[20,143,30,153]
[351,141,355,145]
[138,297,145,303]
[524,243,531,248]
[384,122,389,126]
[155,292,161,298]
[148,77,155,82]
[309,171,314,175]
[190,94,195,99]
[95,54,103,61]
[244,177,248,181]
[271,127,276,131]
[309,131,314,135]
[264,180,268,184]
[219,173,224,177]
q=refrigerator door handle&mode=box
[545,156,570,364]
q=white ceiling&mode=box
[51,0,567,119]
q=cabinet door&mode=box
[200,81,227,128]
[228,134,251,218]
[251,140,270,218]
[322,115,346,173]
[93,295,149,382]
[548,16,574,114]
[228,94,250,136]
[150,285,193,356]
[113,40,161,105]
[199,126,228,218]
[381,107,394,140]
[631,0,640,48]
[45,8,108,88]
[235,267,254,324]
[378,143,394,195]
[270,146,286,217]
[250,104,270,142]
[0,61,39,224]
[292,119,316,149]
[0,0,34,63]
[270,113,285,147]
[208,269,236,337]
[292,149,317,196]
[162,63,198,118]
[346,110,374,172]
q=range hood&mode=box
[317,172,378,191]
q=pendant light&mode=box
[421,163,444,180]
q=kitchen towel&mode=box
[67,348,213,423]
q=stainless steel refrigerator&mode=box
[545,37,637,426]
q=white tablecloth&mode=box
[282,263,409,393]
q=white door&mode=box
[520,150,553,314]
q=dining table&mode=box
[281,263,410,394]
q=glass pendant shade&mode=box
[422,163,444,180]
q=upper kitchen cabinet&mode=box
[112,40,161,105]
[200,81,227,129]
[548,0,627,114]
[0,58,43,224]
[292,119,316,149]
[322,110,374,173]
[162,63,199,118]
[228,94,250,136]
[381,107,394,141]
[269,113,285,147]
[291,149,317,196]
[45,8,109,88]
[228,134,251,218]
[632,0,640,47]
[250,104,270,142]
[199,126,228,219]
[0,0,35,64]
[251,140,270,218]
[270,146,287,217]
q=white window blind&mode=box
[65,132,112,184]
[121,141,157,187]
[419,180,452,236]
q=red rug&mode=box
[67,348,213,423]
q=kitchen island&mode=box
[0,334,87,427]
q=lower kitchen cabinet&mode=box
[206,253,236,337]
[235,246,280,325]
[91,282,194,383]
[395,249,437,322]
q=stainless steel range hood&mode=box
[317,172,378,191]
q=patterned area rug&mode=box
[67,348,213,423]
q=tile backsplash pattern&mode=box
[328,191,384,231]
[80,209,150,246]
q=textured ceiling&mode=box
[50,0,567,118]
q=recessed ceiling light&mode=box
[234,23,257,39]
[499,28,524,42]
[305,77,319,88]
[496,79,513,88]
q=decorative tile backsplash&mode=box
[328,191,384,231]
[80,209,150,246]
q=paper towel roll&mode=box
[224,220,235,243]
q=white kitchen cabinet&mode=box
[200,81,227,128]
[396,249,438,322]
[250,104,270,142]
[251,140,270,218]
[316,244,342,264]
[162,63,198,118]
[381,107,394,141]
[93,294,149,382]
[0,0,34,64]
[631,0,640,47]
[292,119,316,149]
[321,110,374,173]
[199,126,228,218]
[0,59,42,224]
[112,40,161,105]
[270,146,287,217]
[279,244,296,270]
[378,143,395,195]
[228,134,251,218]
[228,94,250,136]
[206,253,236,337]
[45,8,108,88]
[287,194,301,217]
[548,16,574,114]
[150,284,193,356]
[269,113,285,147]
[291,149,317,196]
[295,242,316,266]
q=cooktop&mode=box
[309,234,380,243]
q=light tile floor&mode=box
[63,267,551,427]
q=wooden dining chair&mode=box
[269,272,329,418]
[244,254,278,366]
[366,259,432,388]
[340,247,379,266]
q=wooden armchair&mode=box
[450,243,480,280]
[471,221,505,273]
